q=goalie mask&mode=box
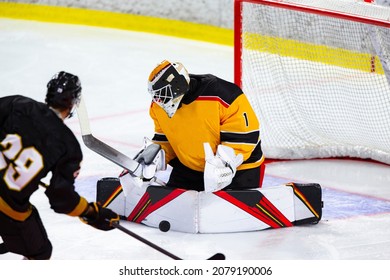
[148,60,190,118]
[46,71,82,118]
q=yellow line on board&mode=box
[1,2,383,73]
[0,2,233,46]
[243,32,384,74]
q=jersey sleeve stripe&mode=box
[0,196,33,221]
[243,142,264,164]
[220,130,259,144]
[67,196,89,217]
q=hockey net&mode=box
[234,0,390,164]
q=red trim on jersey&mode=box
[259,163,265,187]
[196,96,230,108]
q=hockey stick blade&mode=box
[76,95,142,176]
[112,222,225,260]
[82,134,142,176]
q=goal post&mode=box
[234,0,390,165]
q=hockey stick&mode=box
[112,222,225,260]
[76,96,143,177]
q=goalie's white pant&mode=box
[97,175,322,233]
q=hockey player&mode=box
[146,60,265,193]
[0,71,119,259]
[95,62,321,233]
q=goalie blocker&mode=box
[96,176,322,233]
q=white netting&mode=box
[236,0,390,164]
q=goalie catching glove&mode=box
[80,202,119,231]
[203,143,243,193]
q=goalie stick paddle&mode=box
[76,96,143,177]
[112,222,225,260]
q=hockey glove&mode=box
[133,137,166,180]
[80,202,119,231]
[203,143,244,193]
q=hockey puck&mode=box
[208,253,226,260]
[159,220,170,232]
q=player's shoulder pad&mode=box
[192,74,243,106]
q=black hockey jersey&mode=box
[0,95,88,221]
[150,74,264,172]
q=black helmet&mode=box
[45,71,81,111]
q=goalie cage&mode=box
[234,0,390,165]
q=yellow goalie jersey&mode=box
[150,74,264,172]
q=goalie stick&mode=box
[112,221,225,260]
[76,96,144,177]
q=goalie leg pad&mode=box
[97,177,122,203]
[126,185,198,233]
[287,183,323,225]
[96,177,126,218]
[98,178,323,233]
